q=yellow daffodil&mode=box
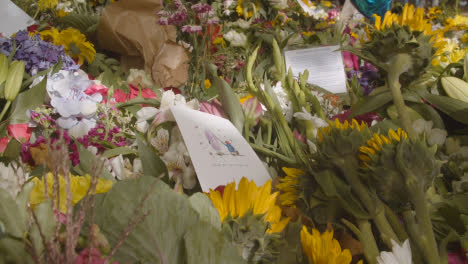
[40,27,96,64]
[38,0,59,11]
[30,173,113,213]
[301,226,352,264]
[317,119,367,141]
[359,128,408,164]
[207,177,290,233]
[277,167,303,206]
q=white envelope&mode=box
[0,0,35,37]
[170,105,271,191]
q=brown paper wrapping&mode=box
[97,0,189,88]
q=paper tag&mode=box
[170,106,271,191]
[284,45,347,94]
[0,0,35,37]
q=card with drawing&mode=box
[170,105,271,192]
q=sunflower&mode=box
[317,119,367,142]
[207,177,290,234]
[37,0,59,11]
[372,4,432,35]
[301,226,353,264]
[277,167,303,206]
[359,128,408,164]
[40,27,96,65]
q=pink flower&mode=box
[293,129,306,143]
[112,89,128,103]
[8,123,33,142]
[128,84,157,100]
[241,96,263,124]
[85,84,109,99]
[448,251,468,264]
[74,248,118,264]
[343,51,359,70]
[0,137,10,153]
[54,210,67,225]
[200,99,227,118]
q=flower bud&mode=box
[0,54,8,86]
[4,60,25,102]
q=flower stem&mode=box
[0,101,11,121]
[249,143,297,165]
[387,54,416,138]
[357,220,379,264]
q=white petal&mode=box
[136,107,159,120]
[56,117,78,129]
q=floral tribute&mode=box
[0,0,468,264]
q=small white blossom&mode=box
[377,239,412,264]
[271,81,294,122]
[224,30,247,48]
[293,107,328,136]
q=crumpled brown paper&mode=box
[97,0,189,88]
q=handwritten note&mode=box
[284,45,347,94]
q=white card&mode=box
[170,106,271,192]
[0,0,35,37]
[284,45,347,94]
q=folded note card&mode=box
[0,0,35,37]
[171,106,271,191]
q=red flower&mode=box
[214,185,225,196]
[112,89,128,103]
[128,84,157,100]
[163,86,182,95]
[27,24,39,33]
[8,124,33,142]
[85,84,109,99]
[0,137,10,153]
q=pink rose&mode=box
[0,137,10,153]
[8,123,33,142]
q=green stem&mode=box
[357,220,379,264]
[249,143,297,165]
[387,55,416,138]
[384,204,409,242]
[408,182,440,264]
[402,210,428,264]
[341,159,399,248]
[0,101,11,121]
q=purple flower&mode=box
[0,30,79,75]
[191,3,211,13]
[182,25,202,33]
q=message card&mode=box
[284,45,347,94]
[0,0,35,37]
[171,106,271,192]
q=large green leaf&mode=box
[73,143,114,180]
[30,201,56,256]
[9,77,47,124]
[351,91,393,117]
[423,93,468,124]
[92,177,244,264]
[188,193,221,231]
[137,137,167,178]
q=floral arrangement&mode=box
[0,1,468,264]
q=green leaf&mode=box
[184,220,246,264]
[207,64,245,133]
[30,201,56,256]
[92,177,244,263]
[188,193,221,231]
[102,147,137,159]
[351,91,393,117]
[0,187,25,237]
[9,77,47,124]
[73,143,114,180]
[410,103,445,129]
[2,138,21,159]
[137,136,167,178]
[276,221,303,264]
[423,93,468,124]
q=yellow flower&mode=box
[433,39,467,65]
[207,177,290,233]
[239,94,254,104]
[301,226,352,264]
[56,8,69,18]
[359,128,408,163]
[428,7,442,20]
[461,34,468,43]
[321,1,332,7]
[38,0,59,11]
[212,37,226,47]
[29,173,113,213]
[315,21,329,30]
[373,4,432,35]
[40,27,96,64]
[204,79,212,89]
[302,31,314,37]
[277,167,303,206]
[237,0,259,18]
[445,15,468,30]
[317,119,366,141]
